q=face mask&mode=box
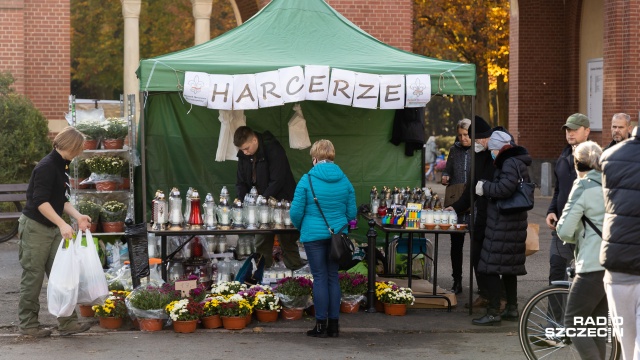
[491,152,497,160]
[474,142,485,153]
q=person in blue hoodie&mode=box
[290,139,356,339]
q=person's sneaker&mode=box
[58,322,91,336]
[19,327,52,338]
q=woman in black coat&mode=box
[472,131,532,326]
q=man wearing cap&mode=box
[604,113,633,150]
[546,114,591,286]
[445,116,496,307]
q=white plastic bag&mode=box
[76,230,109,305]
[47,236,80,317]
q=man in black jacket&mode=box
[546,114,591,285]
[234,126,305,270]
[604,113,632,150]
[600,130,640,359]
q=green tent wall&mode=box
[136,0,476,222]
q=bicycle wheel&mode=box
[0,201,22,243]
[519,285,621,360]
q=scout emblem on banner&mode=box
[405,74,431,107]
[183,72,211,107]
[327,68,356,106]
[379,75,405,110]
[304,65,330,101]
[255,70,285,108]
[233,74,259,110]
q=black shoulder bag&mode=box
[496,159,535,214]
[581,178,603,238]
[308,176,355,270]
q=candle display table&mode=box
[360,214,469,313]
[147,225,299,282]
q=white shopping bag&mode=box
[76,230,109,305]
[47,235,80,317]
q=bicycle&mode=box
[519,269,621,359]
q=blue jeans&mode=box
[304,239,340,321]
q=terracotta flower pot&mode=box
[374,299,385,313]
[83,139,98,150]
[95,181,118,191]
[78,304,95,317]
[120,178,130,190]
[280,307,303,320]
[340,301,360,314]
[221,316,246,330]
[101,221,124,233]
[201,315,222,329]
[89,223,98,233]
[102,139,124,150]
[255,309,278,323]
[173,320,197,333]
[383,303,407,316]
[99,317,123,329]
[244,313,252,325]
[138,318,163,332]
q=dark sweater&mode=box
[23,150,70,227]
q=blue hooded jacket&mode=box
[290,162,357,243]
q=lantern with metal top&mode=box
[282,200,292,227]
[188,189,203,228]
[152,190,167,230]
[203,193,217,229]
[217,197,231,230]
[169,187,183,230]
[243,194,258,230]
[231,199,244,228]
[257,196,270,229]
[271,199,284,229]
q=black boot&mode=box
[472,308,501,326]
[326,318,339,338]
[500,304,518,321]
[307,319,327,338]
[450,278,462,295]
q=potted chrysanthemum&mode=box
[253,291,281,323]
[219,294,253,330]
[377,282,415,316]
[84,155,125,191]
[102,117,128,149]
[126,284,179,331]
[100,200,127,233]
[338,272,368,313]
[93,290,130,329]
[77,200,101,233]
[274,276,313,320]
[201,295,224,329]
[165,298,204,333]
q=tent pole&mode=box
[140,91,148,223]
[421,142,426,188]
[468,97,476,315]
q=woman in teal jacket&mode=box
[556,141,607,360]
[290,139,356,338]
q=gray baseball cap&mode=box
[562,113,591,130]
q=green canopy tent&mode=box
[136,0,477,222]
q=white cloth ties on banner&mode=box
[216,110,247,162]
[288,104,311,150]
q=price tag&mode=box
[174,280,198,298]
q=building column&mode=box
[191,0,213,45]
[121,0,141,116]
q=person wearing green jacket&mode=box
[556,140,607,360]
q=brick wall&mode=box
[0,1,25,94]
[509,0,581,160]
[602,0,640,144]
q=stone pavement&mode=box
[0,181,554,338]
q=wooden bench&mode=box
[0,184,28,222]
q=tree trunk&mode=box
[474,68,491,124]
[496,74,508,129]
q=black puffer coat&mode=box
[478,145,532,275]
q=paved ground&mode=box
[0,182,555,359]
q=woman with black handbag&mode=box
[290,139,357,338]
[472,130,532,326]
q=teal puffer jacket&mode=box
[290,162,356,243]
[556,170,605,274]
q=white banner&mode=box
[279,66,306,103]
[405,74,431,108]
[304,65,330,101]
[183,72,211,107]
[255,70,284,108]
[327,68,356,106]
[379,75,405,110]
[353,72,380,109]
[233,74,259,110]
[208,74,234,110]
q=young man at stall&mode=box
[233,126,306,270]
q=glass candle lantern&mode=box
[188,189,203,228]
[184,187,193,226]
[371,198,380,217]
[244,199,258,230]
[203,193,217,229]
[169,187,183,230]
[282,200,292,227]
[152,191,167,230]
[257,196,270,229]
[272,201,284,229]
[231,199,244,228]
[217,198,231,229]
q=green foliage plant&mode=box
[103,117,128,139]
[100,200,127,223]
[77,200,101,223]
[75,122,104,140]
[0,72,51,183]
[85,155,125,175]
[70,158,91,178]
